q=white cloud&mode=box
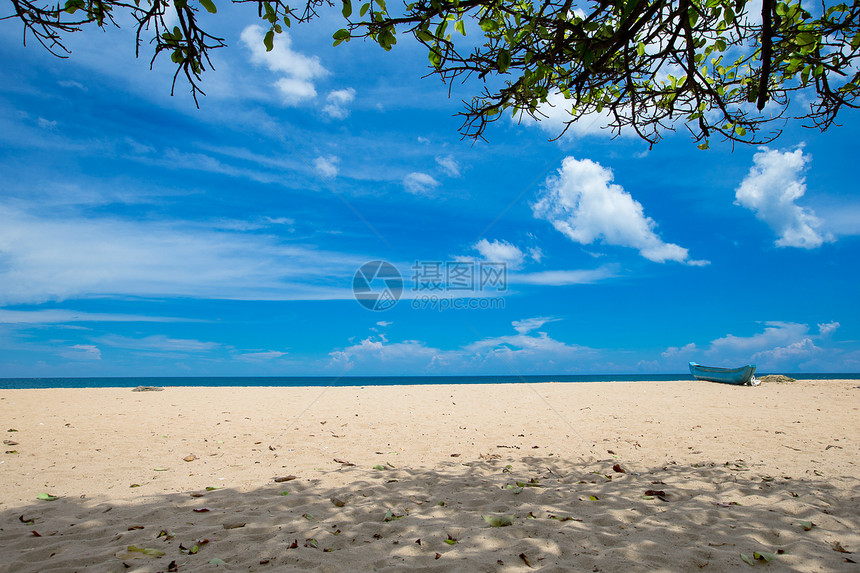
[322,88,356,119]
[60,344,101,361]
[58,80,86,91]
[512,317,558,334]
[661,320,847,371]
[236,350,288,361]
[527,92,633,139]
[661,342,697,359]
[510,266,618,286]
[98,334,220,353]
[240,25,328,105]
[473,238,525,269]
[0,309,197,324]
[273,77,318,103]
[435,155,461,177]
[0,204,364,304]
[403,172,440,196]
[376,321,393,327]
[533,157,707,265]
[735,147,833,248]
[818,321,840,336]
[314,155,339,178]
[37,118,57,130]
[328,318,597,374]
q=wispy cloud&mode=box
[735,146,833,248]
[0,204,364,304]
[240,25,328,105]
[97,334,221,353]
[403,172,440,196]
[435,155,461,177]
[533,157,707,265]
[0,309,199,324]
[60,344,101,361]
[510,265,618,286]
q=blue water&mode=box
[0,373,857,389]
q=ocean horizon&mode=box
[1,373,857,389]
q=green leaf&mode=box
[799,520,814,531]
[360,2,370,16]
[741,553,755,565]
[372,464,387,470]
[342,0,352,18]
[697,141,710,150]
[209,557,227,565]
[479,18,498,32]
[444,536,457,545]
[754,552,777,562]
[455,19,466,36]
[429,49,442,68]
[199,0,216,13]
[264,30,274,52]
[497,49,511,73]
[120,546,166,558]
[636,42,645,56]
[482,514,514,527]
[37,493,58,501]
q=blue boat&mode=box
[689,362,757,385]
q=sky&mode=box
[0,3,858,377]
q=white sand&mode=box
[0,379,858,571]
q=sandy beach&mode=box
[0,379,857,572]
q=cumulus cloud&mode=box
[661,342,697,359]
[661,320,847,371]
[533,157,707,265]
[735,147,833,248]
[314,155,339,178]
[818,321,840,336]
[328,318,596,374]
[435,155,461,177]
[527,92,628,139]
[403,172,440,196]
[322,88,356,119]
[240,25,328,105]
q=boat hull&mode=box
[689,362,756,385]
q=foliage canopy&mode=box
[5,0,860,146]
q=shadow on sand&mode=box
[2,455,858,572]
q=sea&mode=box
[0,373,856,389]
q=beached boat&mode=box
[689,362,757,385]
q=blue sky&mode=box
[1,4,858,377]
